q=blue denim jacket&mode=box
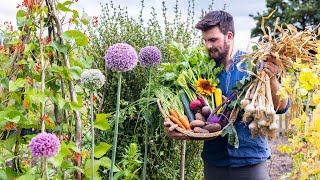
[201,50,290,167]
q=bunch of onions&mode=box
[240,70,279,139]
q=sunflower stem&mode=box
[109,72,122,180]
[90,90,95,180]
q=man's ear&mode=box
[226,31,233,42]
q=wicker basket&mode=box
[157,100,222,140]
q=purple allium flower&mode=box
[29,132,60,158]
[105,43,138,72]
[138,46,162,67]
[80,69,105,90]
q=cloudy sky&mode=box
[0,0,266,51]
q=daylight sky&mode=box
[0,0,266,51]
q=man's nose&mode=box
[205,41,212,49]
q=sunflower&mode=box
[195,78,216,96]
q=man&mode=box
[163,11,290,180]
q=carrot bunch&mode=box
[155,87,191,130]
[168,109,191,130]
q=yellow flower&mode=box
[299,68,319,91]
[195,78,216,96]
[82,149,89,159]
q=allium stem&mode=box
[142,69,152,180]
[42,157,48,180]
[90,91,95,180]
[109,72,122,180]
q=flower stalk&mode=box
[109,72,122,180]
[90,90,95,180]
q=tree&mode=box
[250,0,320,38]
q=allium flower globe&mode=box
[105,43,138,72]
[80,69,105,90]
[29,132,60,158]
[138,46,162,67]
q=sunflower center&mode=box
[201,81,211,90]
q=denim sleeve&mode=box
[276,98,291,114]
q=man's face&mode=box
[201,26,232,64]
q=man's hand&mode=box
[263,58,281,80]
[164,121,190,140]
[263,58,289,112]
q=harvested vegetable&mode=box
[193,127,209,133]
[179,115,191,130]
[190,120,206,128]
[204,124,222,133]
[169,115,186,130]
[214,88,223,114]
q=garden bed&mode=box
[268,135,293,180]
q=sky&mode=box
[0,0,266,51]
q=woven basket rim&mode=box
[157,99,221,140]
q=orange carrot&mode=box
[169,109,180,119]
[179,115,191,130]
[169,115,186,130]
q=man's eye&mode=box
[209,39,216,42]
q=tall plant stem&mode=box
[46,1,82,178]
[109,72,122,180]
[180,140,186,180]
[142,69,152,180]
[90,91,95,180]
[42,157,48,180]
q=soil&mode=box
[267,135,293,180]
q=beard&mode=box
[208,40,230,64]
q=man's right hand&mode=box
[164,121,190,140]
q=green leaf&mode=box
[221,124,239,148]
[50,154,64,167]
[0,77,9,89]
[61,30,89,46]
[5,116,20,123]
[69,66,83,80]
[55,93,66,109]
[85,159,101,177]
[68,141,81,153]
[49,41,69,54]
[99,157,120,171]
[57,2,72,12]
[23,43,35,55]
[0,170,7,180]
[63,0,73,6]
[16,17,26,27]
[16,10,27,27]
[16,59,28,65]
[94,142,111,158]
[58,141,72,157]
[94,113,111,130]
[81,12,91,25]
[69,99,83,111]
[9,78,27,92]
[17,174,36,180]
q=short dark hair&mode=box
[195,11,235,37]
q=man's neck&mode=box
[223,44,236,71]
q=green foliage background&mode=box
[86,0,213,179]
[250,0,320,38]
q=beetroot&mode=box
[197,95,208,106]
[201,106,211,117]
[190,99,202,111]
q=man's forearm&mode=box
[270,77,288,111]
